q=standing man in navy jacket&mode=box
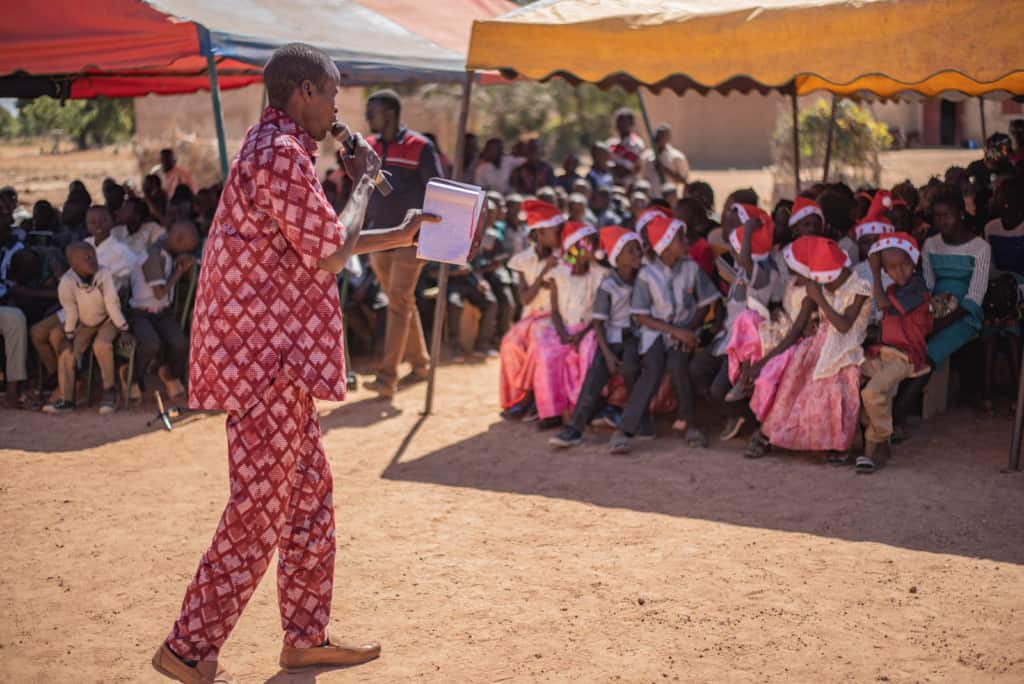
[363,89,444,398]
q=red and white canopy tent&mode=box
[1,0,515,415]
[0,0,512,174]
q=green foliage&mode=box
[16,97,134,148]
[774,97,892,187]
[471,80,639,162]
[0,106,18,138]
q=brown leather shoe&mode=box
[279,631,381,672]
[152,643,238,684]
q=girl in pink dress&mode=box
[533,221,607,428]
[726,198,825,391]
[499,200,565,419]
[744,235,872,459]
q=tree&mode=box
[0,106,17,138]
[469,80,639,163]
[773,97,893,188]
[16,96,134,148]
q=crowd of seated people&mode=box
[3,116,1023,474]
[0,148,209,413]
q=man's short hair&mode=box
[368,89,402,117]
[654,123,672,138]
[264,43,340,107]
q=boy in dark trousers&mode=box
[549,227,643,448]
[611,215,707,455]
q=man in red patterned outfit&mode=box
[152,44,435,684]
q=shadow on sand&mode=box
[382,409,1024,565]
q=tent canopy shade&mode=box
[468,0,1024,99]
[0,0,507,99]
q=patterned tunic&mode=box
[188,107,347,414]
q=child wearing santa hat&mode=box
[635,204,673,261]
[851,213,897,326]
[549,227,644,448]
[693,204,779,441]
[500,200,565,420]
[859,233,933,473]
[743,235,873,459]
[725,202,818,404]
[611,215,718,454]
[789,196,825,239]
[534,221,609,429]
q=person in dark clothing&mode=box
[364,89,444,398]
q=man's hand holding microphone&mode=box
[335,123,439,247]
[317,123,439,273]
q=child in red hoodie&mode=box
[859,232,933,473]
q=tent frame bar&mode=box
[791,89,800,194]
[979,97,988,142]
[206,55,229,180]
[1011,353,1024,470]
[424,70,475,415]
[822,94,838,182]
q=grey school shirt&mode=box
[631,257,719,354]
[591,270,634,344]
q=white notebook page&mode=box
[417,178,485,266]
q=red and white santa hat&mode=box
[729,204,775,261]
[634,205,673,238]
[646,215,685,256]
[854,216,896,241]
[868,231,920,265]
[562,221,598,251]
[599,226,641,266]
[783,235,851,284]
[788,196,824,227]
[522,199,565,231]
[865,189,907,221]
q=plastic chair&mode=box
[178,263,200,332]
[81,336,137,409]
[338,275,357,389]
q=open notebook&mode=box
[417,178,485,266]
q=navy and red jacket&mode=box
[365,127,443,231]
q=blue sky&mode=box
[1,98,17,115]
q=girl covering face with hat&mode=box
[742,235,873,460]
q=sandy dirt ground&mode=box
[0,143,139,208]
[2,357,1024,684]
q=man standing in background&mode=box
[642,123,690,194]
[363,89,443,398]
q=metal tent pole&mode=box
[979,97,988,142]
[791,89,801,194]
[822,94,838,183]
[1010,354,1024,471]
[206,54,229,180]
[636,88,657,146]
[424,70,474,415]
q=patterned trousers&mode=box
[167,381,335,661]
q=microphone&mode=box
[331,121,393,197]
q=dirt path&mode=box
[2,359,1023,683]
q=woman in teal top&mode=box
[922,183,992,365]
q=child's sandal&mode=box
[827,452,852,467]
[743,431,769,459]
[685,428,709,448]
[855,455,877,473]
[724,381,751,403]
